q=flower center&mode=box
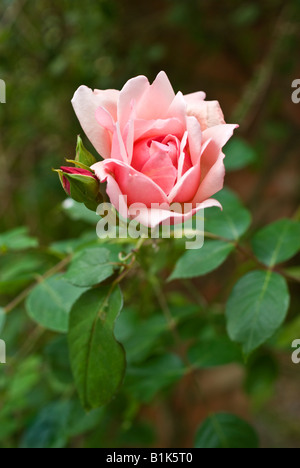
[131,134,192,195]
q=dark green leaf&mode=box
[26,274,88,333]
[224,137,256,171]
[195,413,259,448]
[20,401,72,448]
[62,199,100,224]
[0,251,57,295]
[44,336,73,384]
[245,353,278,407]
[169,240,234,281]
[65,247,115,287]
[0,227,38,252]
[68,286,125,410]
[188,337,242,368]
[115,310,167,364]
[226,271,290,355]
[125,353,185,403]
[205,189,252,241]
[252,219,300,267]
[0,307,6,334]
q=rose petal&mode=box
[92,159,169,208]
[105,174,129,220]
[193,139,225,203]
[168,158,200,204]
[95,106,115,132]
[202,123,239,149]
[134,117,184,141]
[184,91,206,105]
[187,100,226,131]
[186,116,202,166]
[166,91,187,125]
[141,147,177,195]
[72,86,118,158]
[118,75,149,131]
[136,71,175,120]
[130,198,221,228]
[110,122,128,162]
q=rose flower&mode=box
[72,72,238,227]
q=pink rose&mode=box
[72,71,238,227]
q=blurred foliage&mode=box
[0,0,300,449]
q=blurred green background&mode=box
[0,0,299,448]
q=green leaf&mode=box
[0,227,38,252]
[65,247,115,287]
[0,252,56,295]
[282,266,300,282]
[26,274,88,333]
[169,240,234,281]
[245,353,278,408]
[115,310,167,364]
[252,219,300,267]
[9,356,41,403]
[125,353,185,403]
[68,286,125,410]
[20,401,72,448]
[0,307,6,334]
[195,413,259,448]
[272,315,300,350]
[62,199,100,224]
[226,271,290,355]
[224,137,256,171]
[188,337,242,368]
[76,135,97,167]
[50,231,97,255]
[44,336,73,385]
[205,189,252,241]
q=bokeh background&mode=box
[0,0,299,448]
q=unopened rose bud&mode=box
[56,166,102,211]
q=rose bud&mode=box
[57,166,102,211]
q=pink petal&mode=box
[186,116,202,166]
[134,117,184,141]
[105,174,129,220]
[72,86,118,159]
[118,75,149,131]
[93,89,119,119]
[187,100,226,131]
[130,198,221,228]
[141,147,177,195]
[92,159,169,208]
[193,142,225,203]
[192,124,238,204]
[136,71,175,120]
[166,91,187,125]
[110,122,128,162]
[202,123,239,149]
[161,135,180,167]
[177,131,189,179]
[184,91,206,105]
[95,106,115,132]
[168,158,201,204]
